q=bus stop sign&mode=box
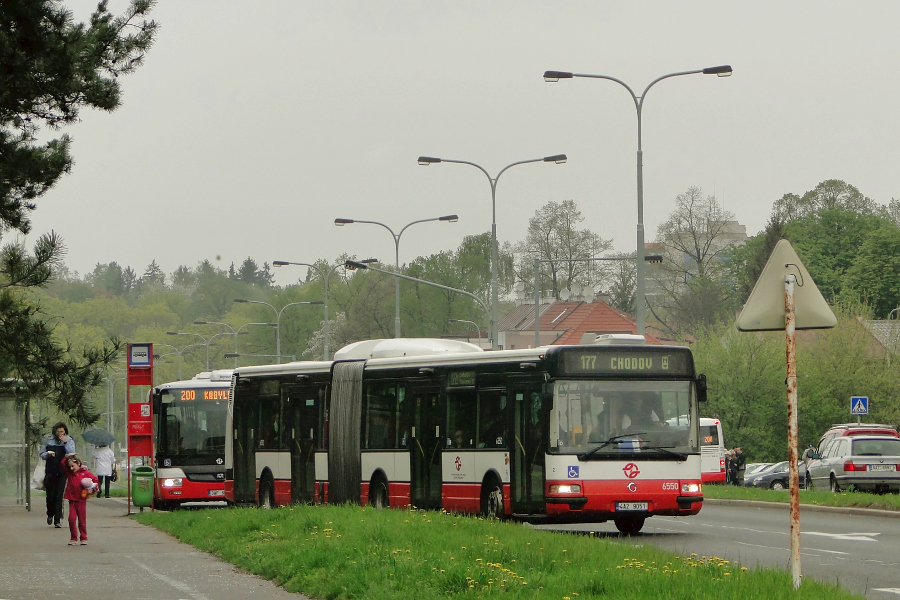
[850,396,869,415]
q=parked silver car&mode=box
[807,435,900,494]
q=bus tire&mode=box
[481,477,504,520]
[259,474,275,509]
[369,476,389,509]
[614,515,645,536]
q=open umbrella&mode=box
[82,428,115,446]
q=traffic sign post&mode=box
[735,240,837,591]
[850,396,868,424]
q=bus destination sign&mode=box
[177,388,230,401]
[447,371,477,388]
[561,349,692,377]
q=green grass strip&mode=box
[136,504,863,600]
[705,483,900,510]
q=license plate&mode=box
[616,502,648,511]
[208,489,225,496]
[869,464,895,471]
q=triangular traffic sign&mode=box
[736,239,837,331]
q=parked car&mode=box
[743,460,807,490]
[807,435,900,494]
[744,463,772,476]
[815,423,899,457]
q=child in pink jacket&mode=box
[61,455,98,545]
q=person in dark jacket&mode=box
[39,422,75,527]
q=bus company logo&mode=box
[627,482,637,492]
[622,463,640,479]
[455,456,462,472]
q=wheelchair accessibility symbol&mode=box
[568,466,579,478]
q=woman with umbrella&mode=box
[84,429,115,498]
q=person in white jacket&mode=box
[91,444,116,498]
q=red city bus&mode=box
[225,336,706,534]
[151,370,232,509]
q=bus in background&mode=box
[151,370,232,509]
[699,417,726,484]
[225,335,707,535]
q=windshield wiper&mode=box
[577,434,646,460]
[639,445,688,460]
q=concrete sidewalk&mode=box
[0,497,310,600]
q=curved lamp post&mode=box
[335,215,458,338]
[233,299,323,364]
[542,65,731,336]
[449,318,482,348]
[346,260,489,329]
[166,331,211,370]
[417,154,566,349]
[273,259,377,360]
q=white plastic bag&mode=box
[31,460,45,491]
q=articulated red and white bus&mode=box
[150,370,232,509]
[224,336,706,534]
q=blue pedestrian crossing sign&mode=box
[850,396,869,415]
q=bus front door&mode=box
[508,379,547,516]
[231,381,257,504]
[287,384,323,504]
[408,386,444,510]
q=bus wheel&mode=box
[481,478,504,520]
[259,475,275,509]
[614,516,645,536]
[369,477,389,509]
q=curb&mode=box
[705,497,900,519]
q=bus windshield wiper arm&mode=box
[640,445,688,460]
[577,434,645,460]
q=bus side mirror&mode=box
[696,374,708,403]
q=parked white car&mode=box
[807,435,900,494]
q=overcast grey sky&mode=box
[26,1,900,287]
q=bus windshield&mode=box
[157,388,228,462]
[551,380,696,455]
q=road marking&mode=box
[127,555,212,600]
[804,532,880,542]
[873,589,900,596]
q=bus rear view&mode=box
[151,370,232,509]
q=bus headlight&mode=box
[161,478,183,488]
[549,484,582,494]
[681,483,701,493]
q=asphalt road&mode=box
[536,500,900,599]
[0,497,309,600]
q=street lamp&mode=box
[417,154,567,349]
[346,259,489,330]
[449,319,482,348]
[542,65,731,336]
[194,321,238,367]
[273,259,377,360]
[335,215,458,338]
[166,331,211,370]
[233,299,324,364]
[151,343,192,380]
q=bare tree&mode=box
[513,200,612,299]
[651,187,744,337]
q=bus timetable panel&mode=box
[226,339,705,534]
